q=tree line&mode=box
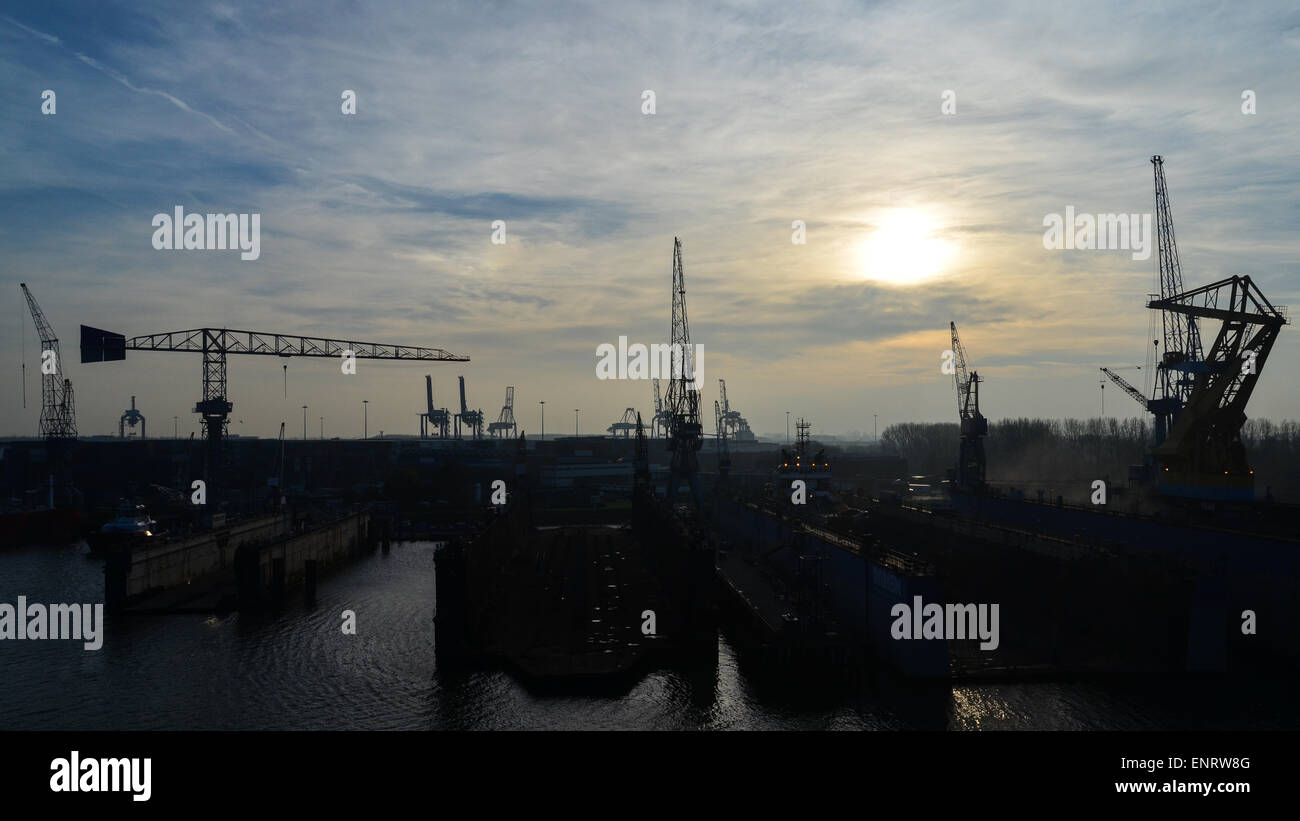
[880,417,1300,500]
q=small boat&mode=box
[86,503,160,555]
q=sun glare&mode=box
[858,210,953,286]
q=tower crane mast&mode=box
[665,238,702,506]
[950,321,987,490]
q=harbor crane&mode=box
[453,375,484,440]
[718,379,756,443]
[81,325,467,491]
[488,386,517,439]
[633,412,652,498]
[664,238,703,506]
[950,321,987,491]
[1148,156,1206,443]
[20,284,77,439]
[120,396,146,438]
[1148,275,1287,500]
[419,375,452,438]
[714,399,730,481]
[607,407,639,437]
[651,378,671,438]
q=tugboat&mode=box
[775,417,834,506]
[86,501,159,556]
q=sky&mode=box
[2,0,1298,441]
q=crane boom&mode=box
[1100,367,1149,410]
[102,328,467,361]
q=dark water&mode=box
[1,541,1295,730]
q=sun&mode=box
[857,209,953,286]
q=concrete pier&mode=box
[106,511,372,613]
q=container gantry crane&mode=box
[453,375,484,440]
[607,407,639,438]
[488,386,517,439]
[120,395,145,438]
[420,375,452,438]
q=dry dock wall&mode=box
[107,512,372,610]
[108,515,291,605]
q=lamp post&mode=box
[320,416,324,440]
[173,416,178,439]
[873,413,878,443]
[362,400,369,440]
[786,411,790,444]
[302,405,308,440]
[539,401,545,441]
[574,408,579,437]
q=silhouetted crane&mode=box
[21,284,76,439]
[488,386,517,438]
[950,321,987,491]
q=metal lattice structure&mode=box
[82,324,467,489]
[1100,368,1148,411]
[664,238,703,506]
[607,407,639,437]
[950,321,987,490]
[21,284,77,439]
[1149,275,1288,498]
[488,386,517,438]
[717,378,755,443]
[714,399,730,481]
[1149,156,1205,442]
[651,378,671,438]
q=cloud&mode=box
[1,0,1298,438]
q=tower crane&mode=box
[950,321,987,490]
[20,284,77,439]
[1148,155,1207,443]
[664,237,703,506]
[81,324,467,499]
[488,386,517,438]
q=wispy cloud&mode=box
[1,1,1297,439]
